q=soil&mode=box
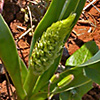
[0,0,100,100]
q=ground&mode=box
[0,0,100,100]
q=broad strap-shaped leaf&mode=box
[66,41,99,66]
[79,50,100,67]
[0,14,27,99]
[84,67,100,84]
[29,92,47,100]
[20,58,28,84]
[78,50,100,84]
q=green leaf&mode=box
[0,14,26,99]
[23,67,39,97]
[79,50,100,67]
[59,80,92,100]
[20,58,28,84]
[29,92,47,100]
[71,0,86,25]
[66,41,99,66]
[58,0,80,20]
[84,67,100,84]
[78,50,100,84]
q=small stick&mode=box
[83,0,96,11]
[27,0,38,4]
[27,6,33,33]
[17,25,35,41]
[78,19,95,27]
[87,0,100,13]
[17,25,26,31]
[87,12,97,33]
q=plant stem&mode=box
[23,67,39,98]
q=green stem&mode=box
[23,67,39,98]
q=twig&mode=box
[87,0,100,13]
[17,25,26,31]
[83,0,96,11]
[17,25,35,41]
[83,0,100,13]
[87,12,97,33]
[78,19,95,27]
[27,0,38,4]
[27,6,33,33]
[81,11,97,33]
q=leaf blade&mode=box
[0,14,26,99]
[66,41,99,66]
